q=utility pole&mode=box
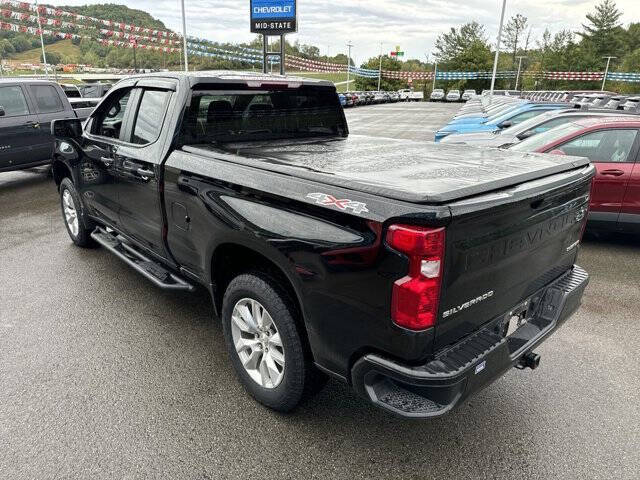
[432,60,438,91]
[515,55,526,90]
[601,56,616,91]
[489,0,507,102]
[180,0,188,71]
[377,42,383,91]
[34,0,49,79]
[346,41,353,91]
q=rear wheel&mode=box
[59,177,94,248]
[221,272,326,412]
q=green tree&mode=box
[578,0,624,56]
[434,21,488,63]
[41,51,62,65]
[502,14,528,69]
[354,55,405,91]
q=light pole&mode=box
[489,0,507,102]
[377,42,383,91]
[432,60,438,91]
[180,0,188,71]
[346,41,353,91]
[601,56,616,91]
[34,0,49,79]
[515,55,526,90]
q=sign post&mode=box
[250,0,297,75]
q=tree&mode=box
[41,51,62,65]
[434,22,488,63]
[502,14,528,68]
[578,0,624,56]
[354,55,405,91]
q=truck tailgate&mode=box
[434,165,594,349]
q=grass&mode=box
[11,39,81,63]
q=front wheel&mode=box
[221,273,326,412]
[59,177,94,248]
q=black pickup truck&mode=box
[51,72,593,418]
[0,79,93,173]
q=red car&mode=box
[510,117,640,233]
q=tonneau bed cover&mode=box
[182,135,590,204]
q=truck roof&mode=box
[122,70,335,88]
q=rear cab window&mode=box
[179,85,347,146]
[0,85,30,117]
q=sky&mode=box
[48,0,640,63]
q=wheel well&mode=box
[211,243,310,344]
[52,161,72,188]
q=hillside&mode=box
[56,3,168,31]
[11,39,81,63]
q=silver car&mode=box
[446,90,461,102]
[430,88,445,101]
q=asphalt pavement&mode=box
[1,102,639,480]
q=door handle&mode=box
[601,169,625,177]
[136,167,155,179]
[99,156,114,167]
[25,121,40,129]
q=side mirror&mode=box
[498,121,512,129]
[51,118,83,139]
[516,130,535,140]
[0,106,5,117]
[549,149,566,156]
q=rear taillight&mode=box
[386,225,445,331]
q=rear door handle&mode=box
[601,169,625,177]
[137,167,155,179]
[100,156,114,167]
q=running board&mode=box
[91,227,195,292]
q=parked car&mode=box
[50,71,591,418]
[461,89,477,101]
[441,108,637,148]
[0,79,90,173]
[603,96,628,110]
[446,90,461,102]
[621,97,640,112]
[436,103,568,142]
[430,88,445,101]
[510,116,640,233]
[338,93,347,107]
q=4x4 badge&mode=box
[306,193,369,215]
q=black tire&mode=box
[221,272,326,412]
[59,177,95,248]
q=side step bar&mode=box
[91,227,195,292]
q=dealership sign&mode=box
[250,0,297,35]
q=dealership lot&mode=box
[1,102,638,479]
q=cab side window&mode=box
[131,89,171,145]
[558,129,638,163]
[29,85,64,114]
[0,86,30,117]
[91,89,132,140]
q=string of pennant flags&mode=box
[0,8,182,45]
[1,1,639,82]
[0,21,181,52]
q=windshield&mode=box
[485,103,525,122]
[500,110,560,135]
[510,122,585,152]
[179,86,347,145]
